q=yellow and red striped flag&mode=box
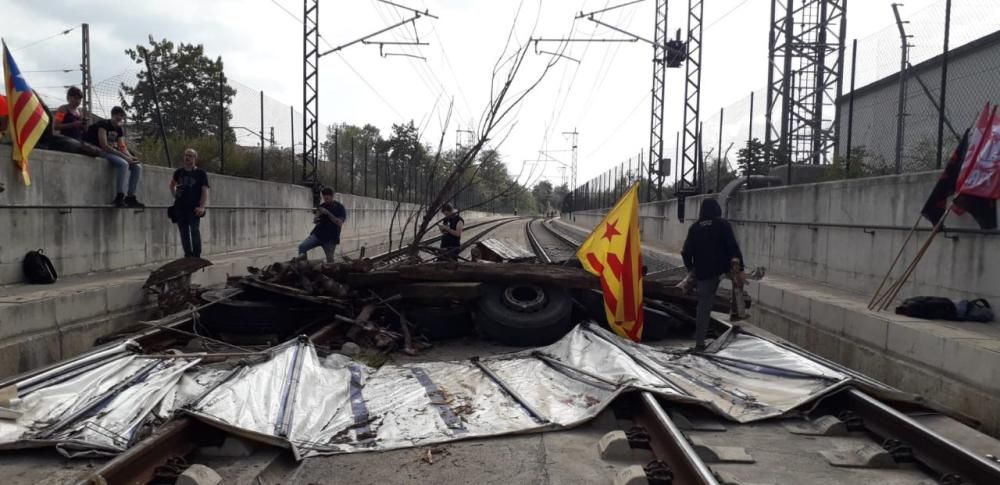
[576,183,645,341]
[3,40,50,186]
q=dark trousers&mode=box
[177,218,202,258]
[695,277,722,347]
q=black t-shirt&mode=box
[311,201,347,244]
[84,119,124,149]
[440,215,464,248]
[172,167,210,215]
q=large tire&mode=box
[475,283,574,346]
[406,305,474,340]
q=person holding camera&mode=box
[169,148,210,258]
[298,187,347,262]
[438,203,464,261]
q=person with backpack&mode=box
[169,148,210,258]
[298,187,347,262]
[681,198,745,351]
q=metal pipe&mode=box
[639,392,720,485]
[892,3,910,174]
[472,357,549,424]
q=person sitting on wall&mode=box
[169,148,210,258]
[84,106,145,208]
[53,86,88,141]
[298,187,347,262]
[437,203,464,261]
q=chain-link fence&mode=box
[838,0,1000,177]
[566,0,1000,209]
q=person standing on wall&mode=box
[169,148,210,258]
[438,203,464,261]
[298,187,347,262]
[83,106,144,207]
[681,198,744,351]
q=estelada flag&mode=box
[576,183,644,341]
[3,40,50,185]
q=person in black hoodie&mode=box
[681,198,744,351]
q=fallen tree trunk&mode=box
[344,262,726,308]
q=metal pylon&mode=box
[302,0,320,195]
[764,0,846,166]
[677,0,704,195]
[648,0,669,199]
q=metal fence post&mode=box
[935,0,953,169]
[259,91,265,180]
[717,107,724,191]
[219,71,225,174]
[350,137,356,194]
[289,106,295,184]
[847,38,857,177]
[375,150,380,199]
[139,48,171,167]
[363,143,369,197]
[333,128,339,191]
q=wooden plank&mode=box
[401,282,483,300]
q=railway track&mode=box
[525,218,1000,485]
[16,216,1000,484]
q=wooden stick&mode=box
[868,213,923,309]
[875,202,952,311]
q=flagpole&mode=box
[868,213,923,309]
[873,201,953,312]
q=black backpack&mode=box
[895,296,958,320]
[23,249,57,284]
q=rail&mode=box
[524,218,552,264]
[838,388,1000,484]
[728,218,1000,236]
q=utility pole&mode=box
[303,0,436,200]
[80,23,92,119]
[893,3,912,174]
[562,129,578,212]
[532,0,684,203]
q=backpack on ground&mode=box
[23,249,57,284]
[957,299,994,322]
[895,296,957,320]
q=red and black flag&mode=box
[920,129,969,225]
[921,103,999,229]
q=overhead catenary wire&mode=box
[11,26,77,52]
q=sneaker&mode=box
[112,193,126,208]
[124,195,145,208]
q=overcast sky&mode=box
[5,0,991,187]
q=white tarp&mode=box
[0,324,850,459]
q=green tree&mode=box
[737,138,773,177]
[122,37,235,141]
[532,180,554,213]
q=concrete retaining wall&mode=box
[0,146,492,287]
[566,171,998,302]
